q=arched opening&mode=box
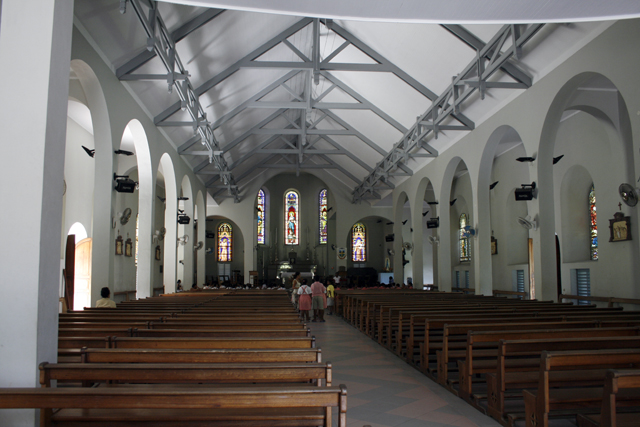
[159,154,178,293]
[195,191,207,287]
[539,73,637,300]
[206,216,245,286]
[178,175,194,287]
[448,160,473,290]
[416,178,437,289]
[343,216,391,287]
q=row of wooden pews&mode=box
[336,289,640,427]
[0,290,347,427]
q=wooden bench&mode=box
[110,336,316,349]
[80,347,322,363]
[577,369,640,427]
[485,336,640,424]
[0,385,347,427]
[40,361,332,387]
[523,349,640,427]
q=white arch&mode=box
[121,119,153,298]
[68,222,88,242]
[69,59,113,308]
[179,175,194,286]
[159,154,178,293]
[195,190,206,286]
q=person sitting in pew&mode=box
[95,287,116,308]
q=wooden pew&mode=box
[0,385,347,427]
[80,347,323,364]
[457,326,640,400]
[485,336,640,424]
[523,349,640,427]
[40,362,332,387]
[577,369,640,427]
[110,336,316,349]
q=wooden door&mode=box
[73,238,92,310]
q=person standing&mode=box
[310,276,326,322]
[326,280,335,315]
[297,279,312,322]
[291,272,302,309]
[96,287,116,308]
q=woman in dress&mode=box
[291,272,302,309]
[297,279,312,322]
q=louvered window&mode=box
[576,268,591,305]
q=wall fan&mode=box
[194,241,204,250]
[517,216,537,230]
[206,247,214,254]
[462,225,476,238]
[177,235,189,245]
[428,235,439,245]
[403,242,413,252]
[387,248,395,256]
[619,183,639,207]
[153,228,166,243]
[120,207,132,225]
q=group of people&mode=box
[290,273,334,322]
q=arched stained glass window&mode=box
[319,189,328,244]
[218,223,232,262]
[459,213,470,262]
[589,185,598,260]
[352,223,366,262]
[257,189,266,245]
[285,190,299,245]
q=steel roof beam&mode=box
[116,8,224,78]
[154,18,314,124]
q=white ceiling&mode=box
[73,0,620,204]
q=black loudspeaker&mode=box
[114,173,136,193]
[426,217,440,229]
[515,182,536,201]
[177,215,191,225]
[385,234,395,242]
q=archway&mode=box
[206,216,245,286]
[344,216,391,287]
[195,191,207,286]
[69,59,113,309]
[479,126,531,296]
[538,72,637,300]
[448,160,473,291]
[159,154,178,293]
[415,177,438,289]
[178,175,194,287]
[393,192,409,284]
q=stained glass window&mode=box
[218,223,232,262]
[352,223,366,262]
[589,185,598,260]
[257,189,265,245]
[459,213,470,262]
[319,189,328,244]
[285,190,299,245]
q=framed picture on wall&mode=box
[125,237,133,257]
[609,212,632,242]
[115,234,123,256]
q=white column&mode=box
[0,1,74,426]
[473,184,493,296]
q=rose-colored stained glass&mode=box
[218,223,232,262]
[319,189,328,244]
[352,223,366,262]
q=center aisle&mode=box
[309,315,501,427]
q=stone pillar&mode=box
[0,0,74,425]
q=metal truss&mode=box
[120,0,240,201]
[351,23,543,203]
[118,2,543,204]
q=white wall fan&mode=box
[619,183,639,207]
[177,235,189,246]
[428,235,439,245]
[517,215,538,230]
[120,207,132,225]
[403,242,413,252]
[194,241,204,250]
[153,228,166,243]
[387,248,395,256]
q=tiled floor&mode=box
[308,314,502,427]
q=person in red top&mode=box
[310,276,326,322]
